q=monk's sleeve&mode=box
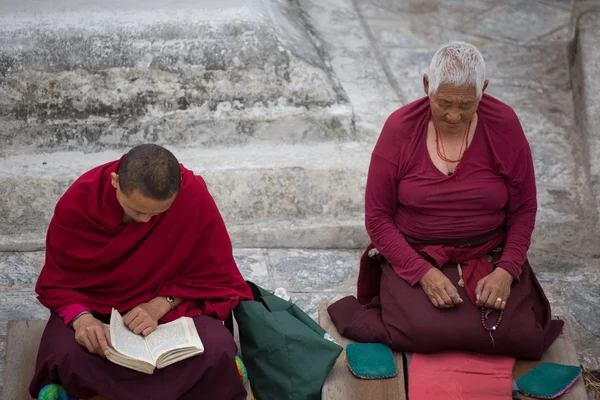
[35,202,99,324]
[365,135,433,286]
[157,182,251,322]
[494,138,537,280]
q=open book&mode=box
[106,308,204,374]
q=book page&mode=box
[110,308,154,365]
[145,317,203,363]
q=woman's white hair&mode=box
[427,41,486,99]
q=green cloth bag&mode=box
[234,281,342,400]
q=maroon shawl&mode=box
[36,160,252,322]
[358,234,505,306]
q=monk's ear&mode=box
[482,79,489,94]
[423,74,429,96]
[110,172,119,190]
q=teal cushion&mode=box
[345,343,397,380]
[517,362,581,399]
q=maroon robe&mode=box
[328,95,563,359]
[29,160,251,399]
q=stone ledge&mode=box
[570,10,600,235]
[0,142,369,249]
[0,0,354,152]
[0,137,585,250]
[0,101,355,155]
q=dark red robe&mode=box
[30,159,251,400]
[328,95,563,359]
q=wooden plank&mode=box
[3,320,47,400]
[318,304,407,400]
[514,321,587,400]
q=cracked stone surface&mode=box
[471,3,571,43]
[269,249,360,292]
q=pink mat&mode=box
[409,351,516,399]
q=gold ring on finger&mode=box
[496,297,503,303]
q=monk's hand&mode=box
[123,300,166,336]
[475,268,513,310]
[73,314,112,357]
[418,268,463,308]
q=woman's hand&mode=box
[123,299,169,336]
[73,314,111,357]
[419,268,463,308]
[475,268,513,310]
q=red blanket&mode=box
[409,352,515,399]
[36,160,252,322]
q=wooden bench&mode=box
[318,303,588,400]
[2,320,251,400]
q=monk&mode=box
[328,42,563,361]
[29,144,252,400]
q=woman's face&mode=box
[423,74,488,135]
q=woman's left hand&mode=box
[475,268,514,310]
[123,300,167,336]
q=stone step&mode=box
[0,136,587,251]
[0,142,370,250]
[0,0,354,154]
[0,101,354,156]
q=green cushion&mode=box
[517,362,581,399]
[345,343,397,380]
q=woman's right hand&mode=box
[418,268,463,308]
[73,314,111,357]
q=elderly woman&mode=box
[328,42,563,361]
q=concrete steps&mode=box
[0,0,370,251]
[0,0,355,157]
[0,68,354,155]
[0,142,371,251]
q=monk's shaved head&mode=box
[117,144,181,200]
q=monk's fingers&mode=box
[94,327,111,356]
[142,326,155,336]
[79,327,99,354]
[126,314,145,331]
[103,325,112,347]
[426,293,439,308]
[90,327,109,357]
[485,289,502,310]
[437,289,453,307]
[74,332,92,353]
[477,284,493,307]
[132,317,155,335]
[475,278,486,303]
[444,283,463,305]
[498,289,510,310]
[433,292,451,308]
[84,329,102,356]
[80,335,96,354]
[133,320,149,335]
[122,308,141,325]
[449,291,463,305]
[138,322,157,336]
